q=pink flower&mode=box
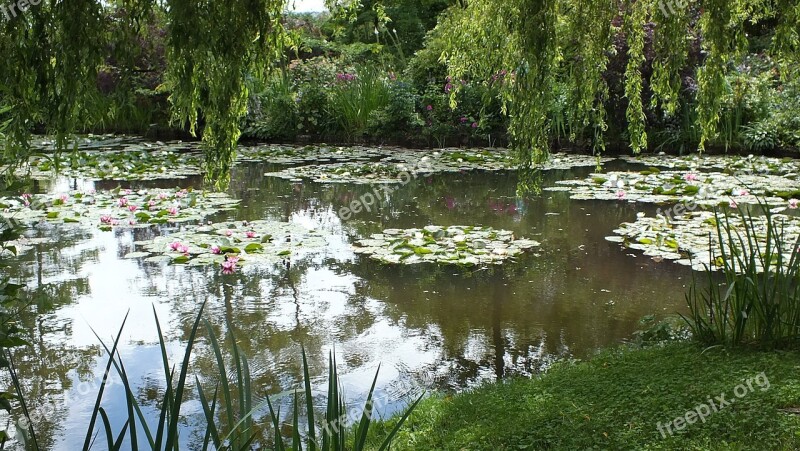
[729,200,738,208]
[732,189,749,196]
[683,173,698,182]
[227,255,240,264]
[169,241,182,251]
[168,206,179,216]
[460,117,468,123]
[58,194,69,202]
[175,190,188,198]
[158,193,168,200]
[616,190,626,200]
[225,230,233,237]
[100,215,113,225]
[128,205,138,212]
[444,83,453,93]
[21,193,31,200]
[221,260,236,274]
[426,105,433,111]
[246,231,256,238]
[110,219,120,226]
[128,219,137,226]
[211,245,221,254]
[148,200,157,207]
[177,244,189,254]
[471,122,478,128]
[122,189,132,195]
[789,199,799,209]
[118,197,128,207]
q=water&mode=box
[8,152,691,449]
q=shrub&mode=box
[366,79,423,142]
[243,71,299,141]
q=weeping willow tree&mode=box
[0,0,287,189]
[438,0,800,166]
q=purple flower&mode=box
[444,83,453,93]
[460,117,468,123]
[426,105,433,111]
[471,122,478,128]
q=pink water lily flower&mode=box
[426,105,433,111]
[225,230,233,237]
[128,219,137,225]
[175,190,188,198]
[616,190,626,200]
[211,245,221,254]
[58,194,69,202]
[732,189,749,196]
[100,215,113,224]
[729,200,738,208]
[128,205,138,212]
[789,198,799,209]
[227,255,240,264]
[158,193,169,200]
[221,260,236,274]
[148,200,157,207]
[169,241,182,251]
[168,206,179,216]
[118,197,128,207]
[177,244,189,254]
[683,173,698,182]
[246,231,256,238]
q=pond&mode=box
[7,139,693,449]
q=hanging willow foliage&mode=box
[165,0,287,188]
[438,0,800,164]
[1,0,287,189]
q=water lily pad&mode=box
[607,210,800,272]
[546,170,799,206]
[353,225,540,266]
[127,219,330,269]
[0,187,239,230]
[16,136,203,180]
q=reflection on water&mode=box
[8,157,690,449]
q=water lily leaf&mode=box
[172,255,190,264]
[244,243,263,252]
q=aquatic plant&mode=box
[683,201,800,348]
[6,304,421,449]
[353,225,540,265]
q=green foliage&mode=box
[685,202,800,348]
[243,71,299,141]
[366,80,424,141]
[165,0,287,189]
[327,66,390,140]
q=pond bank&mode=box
[370,342,800,450]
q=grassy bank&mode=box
[371,343,800,450]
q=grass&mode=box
[368,342,800,450]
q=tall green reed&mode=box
[10,302,421,450]
[684,200,800,348]
[327,67,390,141]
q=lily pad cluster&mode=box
[127,220,330,269]
[264,150,614,184]
[546,170,800,206]
[19,146,203,181]
[620,153,800,177]
[352,225,540,265]
[237,144,390,165]
[0,188,239,230]
[606,211,800,271]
